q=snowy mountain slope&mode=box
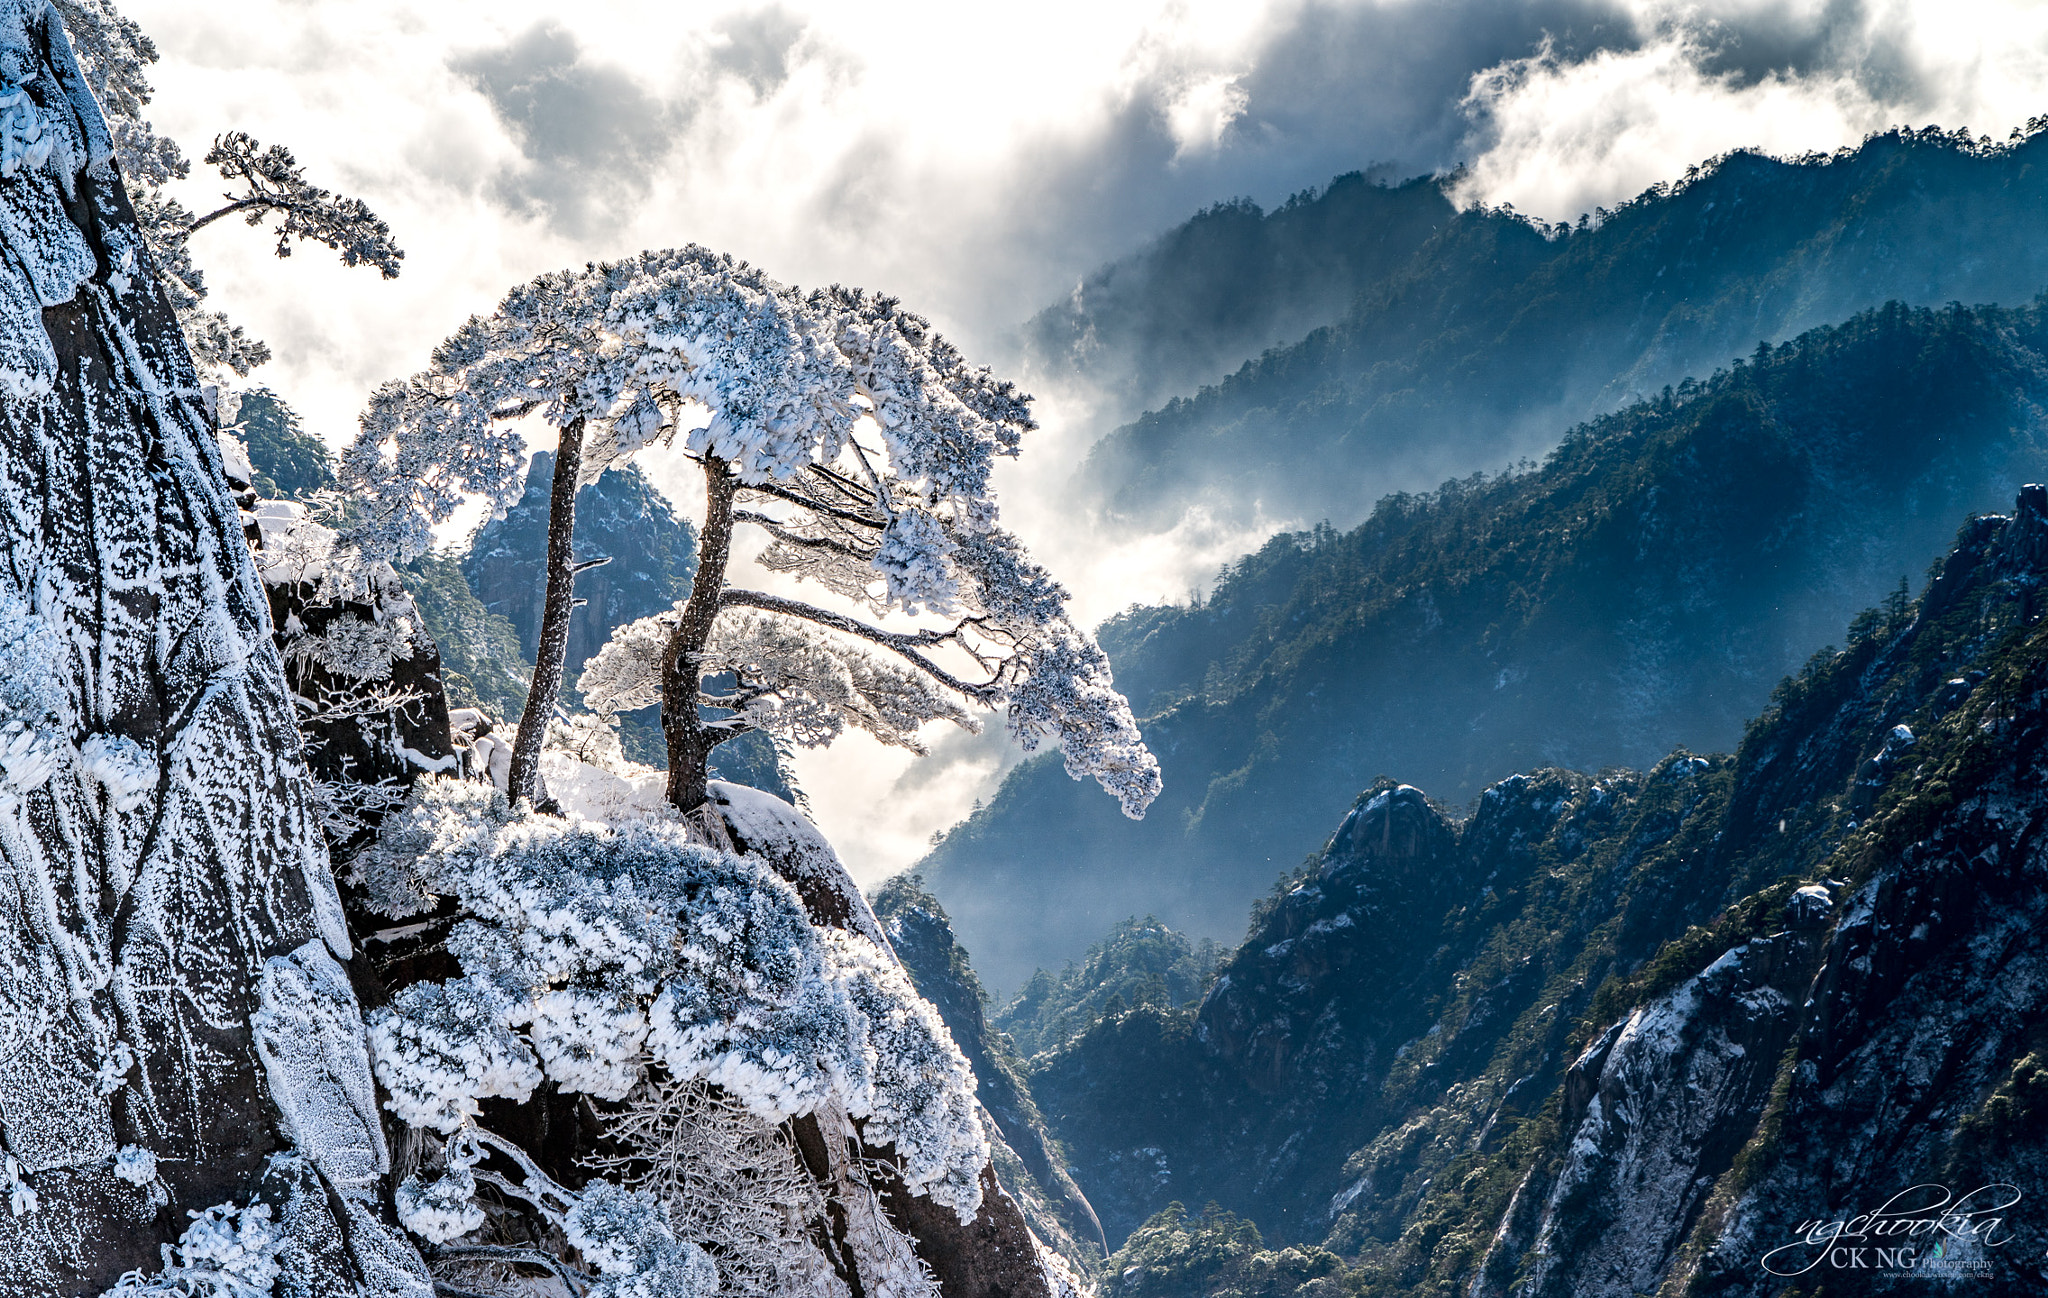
[924,299,2048,990]
[1019,486,2048,1296]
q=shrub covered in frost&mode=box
[828,930,988,1216]
[364,778,990,1238]
[369,975,542,1132]
[566,1183,719,1298]
[590,1076,828,1298]
[0,589,71,795]
[111,1145,157,1187]
[394,1163,485,1244]
[99,1201,281,1297]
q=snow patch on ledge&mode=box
[711,779,892,948]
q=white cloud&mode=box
[1453,1,2048,220]
[1164,72,1251,158]
[1452,34,1885,219]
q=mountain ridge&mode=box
[1059,125,2048,532]
[977,484,2048,1296]
[927,298,2048,991]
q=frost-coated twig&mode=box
[734,510,868,561]
[847,435,894,518]
[429,1244,587,1296]
[470,1128,578,1221]
[586,1076,832,1298]
[741,478,887,528]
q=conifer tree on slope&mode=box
[338,250,1157,1296]
[339,247,1163,828]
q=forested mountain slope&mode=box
[1070,126,2048,530]
[1020,172,1453,425]
[925,301,2048,989]
[1028,485,2048,1298]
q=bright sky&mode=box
[124,0,2048,882]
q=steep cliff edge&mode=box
[0,5,422,1291]
[874,876,1111,1271]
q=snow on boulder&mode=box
[250,497,459,851]
[251,942,391,1197]
[1784,883,1835,930]
[707,779,892,947]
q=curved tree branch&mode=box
[195,131,405,277]
[739,479,887,528]
[718,588,997,703]
[734,510,871,561]
[185,194,269,233]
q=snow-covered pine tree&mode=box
[339,248,1156,1297]
[50,0,403,380]
[0,3,429,1292]
[339,247,1162,826]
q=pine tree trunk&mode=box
[663,455,738,812]
[0,8,423,1293]
[507,418,586,805]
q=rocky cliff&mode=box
[0,5,423,1290]
[873,876,1111,1273]
[462,448,697,684]
[1032,487,2048,1296]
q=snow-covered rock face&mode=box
[246,499,458,849]
[1510,935,1821,1298]
[0,588,68,792]
[0,5,416,1290]
[358,780,990,1226]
